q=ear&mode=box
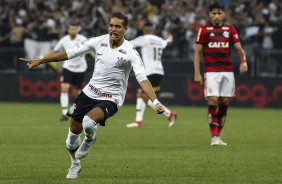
[124,26,128,33]
[222,11,225,17]
[209,12,212,18]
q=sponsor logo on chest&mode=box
[208,42,229,48]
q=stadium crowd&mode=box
[0,0,282,71]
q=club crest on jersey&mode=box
[116,57,127,68]
[208,42,229,48]
[119,49,127,54]
[101,43,108,47]
[223,31,229,38]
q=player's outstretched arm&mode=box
[20,50,68,69]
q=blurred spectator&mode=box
[1,0,282,72]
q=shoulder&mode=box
[123,39,137,52]
[83,34,109,45]
[222,24,236,30]
[59,35,69,41]
[200,23,212,29]
[77,34,87,40]
[123,40,140,57]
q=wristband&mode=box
[153,99,160,106]
[241,59,246,63]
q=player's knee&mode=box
[207,97,218,106]
[82,116,97,135]
[70,119,83,134]
[136,88,143,97]
[219,97,232,105]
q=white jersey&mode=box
[130,34,167,76]
[66,34,145,107]
[54,34,87,72]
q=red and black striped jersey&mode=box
[196,23,240,72]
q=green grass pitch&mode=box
[0,102,281,184]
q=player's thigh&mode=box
[87,100,118,126]
[72,72,85,90]
[204,72,221,97]
[61,68,72,84]
[219,72,235,97]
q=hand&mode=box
[194,73,203,85]
[165,34,173,43]
[240,62,248,73]
[19,58,42,69]
[155,103,165,114]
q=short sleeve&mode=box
[130,36,147,47]
[129,48,145,76]
[53,38,64,51]
[230,26,240,43]
[196,27,206,44]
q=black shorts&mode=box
[145,74,163,94]
[66,92,118,126]
[61,68,85,89]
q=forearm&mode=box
[194,51,201,74]
[139,80,157,102]
[237,48,246,62]
[234,42,246,62]
[40,50,68,64]
[193,44,202,74]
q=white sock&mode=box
[66,128,81,165]
[135,97,146,122]
[82,116,97,141]
[60,92,69,115]
[147,100,171,118]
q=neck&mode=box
[212,22,222,27]
[110,38,124,49]
[70,35,76,40]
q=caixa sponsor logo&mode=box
[186,78,282,108]
[208,42,229,48]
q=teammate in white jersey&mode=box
[44,23,88,122]
[126,22,177,128]
[20,12,164,179]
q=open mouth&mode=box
[110,32,118,39]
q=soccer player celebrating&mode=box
[44,23,89,122]
[126,22,177,128]
[20,12,164,178]
[193,2,248,146]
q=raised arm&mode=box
[20,37,95,69]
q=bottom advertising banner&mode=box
[0,73,282,108]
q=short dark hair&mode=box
[68,21,78,27]
[209,2,224,12]
[144,22,153,27]
[111,12,128,27]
